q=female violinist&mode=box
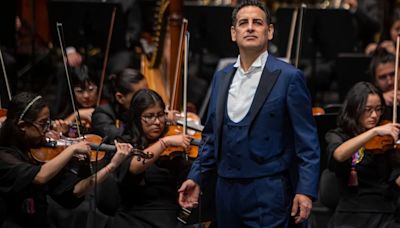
[106,89,191,228]
[0,92,132,228]
[325,82,400,227]
[53,65,98,135]
[91,68,148,142]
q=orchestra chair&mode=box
[308,111,339,228]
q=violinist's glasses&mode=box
[31,119,52,132]
[73,85,98,95]
[363,106,384,116]
[141,112,167,124]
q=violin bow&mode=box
[0,48,12,108]
[182,22,189,161]
[294,4,306,68]
[56,23,83,137]
[393,33,400,124]
[96,7,117,106]
[285,7,298,64]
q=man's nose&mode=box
[247,22,254,31]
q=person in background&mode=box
[365,9,400,55]
[0,92,132,227]
[325,81,400,227]
[342,0,382,51]
[178,1,320,227]
[91,68,148,143]
[368,48,400,121]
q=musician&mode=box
[106,89,191,228]
[325,81,400,227]
[178,1,320,227]
[342,0,382,50]
[369,48,400,121]
[365,9,400,55]
[52,65,98,135]
[0,92,132,228]
[50,0,142,73]
[91,68,148,143]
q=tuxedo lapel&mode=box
[247,60,281,124]
[216,67,236,144]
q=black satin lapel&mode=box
[216,68,236,139]
[247,68,281,123]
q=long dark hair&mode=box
[337,82,385,136]
[123,89,166,147]
[108,68,145,105]
[0,92,47,148]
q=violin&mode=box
[161,123,201,159]
[30,134,153,163]
[0,109,7,117]
[160,21,203,160]
[364,120,400,153]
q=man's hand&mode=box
[178,179,201,208]
[67,51,82,67]
[291,194,312,224]
[383,90,400,106]
[342,0,358,11]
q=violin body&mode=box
[364,135,395,153]
[364,120,399,153]
[0,108,7,117]
[161,124,201,159]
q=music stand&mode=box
[335,53,371,102]
[184,4,238,58]
[275,6,357,60]
[48,1,126,54]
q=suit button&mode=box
[269,112,275,117]
[266,137,270,141]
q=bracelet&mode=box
[159,138,168,150]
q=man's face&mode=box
[230,6,273,53]
[375,62,396,92]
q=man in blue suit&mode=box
[178,1,320,227]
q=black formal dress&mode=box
[0,146,84,228]
[325,128,400,228]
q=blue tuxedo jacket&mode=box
[188,55,320,199]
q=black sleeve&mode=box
[0,150,40,193]
[114,155,145,187]
[325,129,352,178]
[47,168,85,209]
[91,106,123,143]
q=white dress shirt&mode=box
[227,50,268,123]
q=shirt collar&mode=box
[233,50,269,74]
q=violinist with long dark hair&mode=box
[0,92,132,228]
[326,82,400,227]
[106,89,191,228]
